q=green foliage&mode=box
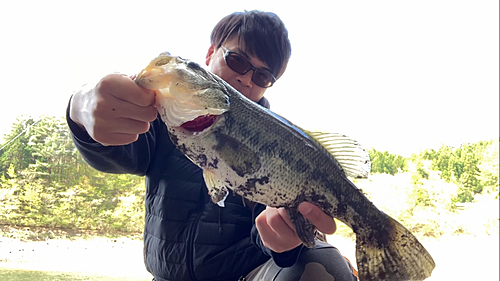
[0,116,37,174]
[337,140,499,239]
[1,115,499,239]
[368,149,407,175]
[477,141,500,197]
[0,116,145,234]
[370,140,499,203]
[423,141,498,203]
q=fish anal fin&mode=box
[304,131,371,179]
[287,207,316,248]
[203,168,228,207]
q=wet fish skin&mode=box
[135,54,436,281]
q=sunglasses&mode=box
[221,46,276,88]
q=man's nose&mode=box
[237,70,254,87]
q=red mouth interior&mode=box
[180,115,218,132]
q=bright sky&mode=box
[1,0,498,156]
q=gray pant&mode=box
[243,242,358,281]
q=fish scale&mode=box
[135,53,436,281]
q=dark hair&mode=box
[210,10,292,79]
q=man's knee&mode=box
[297,261,336,281]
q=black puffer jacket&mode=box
[67,97,300,281]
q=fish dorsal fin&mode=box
[305,131,371,179]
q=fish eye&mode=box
[155,57,175,66]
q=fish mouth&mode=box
[180,114,218,132]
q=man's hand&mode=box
[255,202,336,253]
[69,74,158,146]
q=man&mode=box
[67,10,357,281]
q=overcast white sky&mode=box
[1,0,498,156]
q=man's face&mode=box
[206,37,269,102]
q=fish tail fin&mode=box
[355,216,435,281]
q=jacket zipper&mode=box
[186,200,205,281]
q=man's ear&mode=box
[205,45,215,66]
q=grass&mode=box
[0,268,151,281]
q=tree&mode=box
[368,149,407,175]
[0,115,146,233]
[0,116,38,176]
[431,145,453,181]
[477,140,500,195]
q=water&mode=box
[0,268,151,281]
[0,236,152,280]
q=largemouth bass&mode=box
[135,54,435,281]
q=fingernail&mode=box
[298,203,312,215]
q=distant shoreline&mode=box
[1,234,499,280]
[0,224,150,278]
[0,224,143,242]
[0,233,151,279]
[1,224,498,281]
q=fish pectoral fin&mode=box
[203,168,229,207]
[304,131,371,179]
[287,207,316,248]
[214,132,261,177]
